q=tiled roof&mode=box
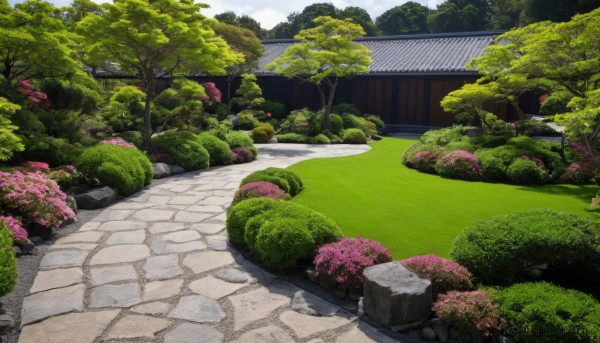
[258,31,504,75]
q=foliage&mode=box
[275,133,308,143]
[310,134,330,144]
[376,2,429,35]
[411,150,440,173]
[0,96,24,161]
[77,0,242,149]
[233,73,265,110]
[432,290,504,340]
[255,218,315,270]
[260,100,287,120]
[428,0,491,33]
[226,198,281,247]
[539,91,571,116]
[225,131,257,159]
[232,182,287,205]
[491,282,600,343]
[0,225,16,298]
[441,83,496,131]
[479,155,507,180]
[0,170,76,230]
[331,103,360,116]
[560,162,596,184]
[19,135,83,167]
[342,128,367,144]
[266,16,371,129]
[329,113,344,134]
[342,114,375,137]
[236,111,260,130]
[214,11,265,39]
[152,131,209,171]
[115,131,144,149]
[0,216,28,244]
[435,150,482,181]
[420,126,468,146]
[401,254,473,294]
[197,133,232,166]
[101,85,145,132]
[365,114,384,129]
[240,167,302,196]
[337,6,378,36]
[154,78,208,131]
[252,123,274,143]
[314,237,392,290]
[513,119,560,137]
[506,158,547,184]
[450,209,600,285]
[100,137,136,148]
[76,144,151,195]
[231,146,254,164]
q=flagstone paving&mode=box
[18,143,416,342]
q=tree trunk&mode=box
[323,79,338,131]
[509,99,524,120]
[316,85,328,129]
[143,75,155,153]
[226,77,233,114]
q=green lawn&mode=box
[288,137,599,259]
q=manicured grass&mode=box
[288,137,599,259]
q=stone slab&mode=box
[279,310,357,339]
[189,276,246,299]
[78,222,101,231]
[291,290,339,317]
[190,223,225,235]
[214,269,253,284]
[89,282,141,308]
[206,235,228,251]
[39,250,89,270]
[165,323,224,343]
[131,301,171,315]
[106,315,170,340]
[93,209,132,221]
[183,251,235,274]
[29,268,83,294]
[143,279,184,302]
[150,222,186,234]
[98,221,146,231]
[229,287,290,331]
[90,244,150,265]
[133,209,174,221]
[168,295,226,323]
[186,205,224,213]
[105,230,145,245]
[48,243,97,251]
[162,230,201,243]
[143,255,183,280]
[230,326,295,343]
[90,265,138,286]
[17,310,120,343]
[168,195,202,205]
[21,284,85,326]
[151,237,207,254]
[54,231,104,244]
[174,211,215,223]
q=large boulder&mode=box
[74,187,118,210]
[152,163,172,179]
[168,164,185,175]
[226,115,240,126]
[363,262,432,326]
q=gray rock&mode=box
[152,163,172,179]
[226,115,240,126]
[269,137,278,143]
[168,164,185,175]
[89,283,141,308]
[74,187,118,210]
[206,235,228,251]
[19,239,36,253]
[497,335,517,343]
[39,250,89,269]
[168,295,226,323]
[0,313,14,328]
[214,269,250,284]
[66,195,77,214]
[165,323,223,343]
[432,321,450,342]
[420,326,437,341]
[291,290,339,317]
[408,330,421,339]
[363,262,432,326]
[21,284,85,326]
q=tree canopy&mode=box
[215,11,265,39]
[376,2,430,35]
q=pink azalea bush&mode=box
[22,161,50,170]
[232,182,286,205]
[432,291,504,340]
[100,137,136,148]
[435,150,482,180]
[401,255,473,294]
[0,170,76,230]
[314,237,393,290]
[560,161,596,184]
[0,216,28,244]
[411,150,439,173]
[231,146,254,164]
[17,80,51,109]
[202,82,222,103]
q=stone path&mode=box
[18,143,410,343]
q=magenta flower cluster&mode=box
[314,237,393,290]
[400,254,473,294]
[232,146,254,164]
[233,182,286,204]
[411,150,439,173]
[521,155,545,170]
[100,137,136,148]
[0,216,28,244]
[201,82,222,103]
[22,161,50,170]
[432,291,504,339]
[0,170,76,230]
[436,150,482,180]
[17,80,51,109]
[560,161,596,184]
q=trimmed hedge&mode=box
[252,123,275,143]
[0,224,17,297]
[451,209,600,285]
[226,131,257,159]
[342,128,367,144]
[255,218,315,270]
[240,167,302,196]
[507,158,547,184]
[197,133,232,166]
[226,198,280,247]
[76,144,152,195]
[275,133,307,143]
[152,131,209,171]
[491,282,600,343]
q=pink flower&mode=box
[23,161,50,170]
[100,137,136,148]
[401,254,473,294]
[233,182,286,204]
[266,112,272,118]
[436,150,482,180]
[231,146,253,164]
[0,216,28,244]
[202,82,222,103]
[521,155,545,169]
[539,94,549,104]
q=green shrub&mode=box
[240,167,302,196]
[332,103,360,116]
[197,133,232,166]
[420,127,467,146]
[329,113,344,134]
[342,114,375,137]
[291,110,321,136]
[492,282,600,343]
[540,91,571,116]
[410,150,441,173]
[152,131,209,171]
[402,142,438,166]
[435,150,482,181]
[507,158,546,184]
[21,135,83,167]
[275,133,307,143]
[236,111,260,130]
[365,114,384,129]
[451,209,600,285]
[76,144,151,196]
[225,131,257,159]
[443,140,474,153]
[342,128,367,144]
[0,224,17,297]
[310,134,330,144]
[472,135,510,148]
[226,198,281,247]
[260,100,287,119]
[480,156,506,180]
[116,131,144,149]
[252,123,275,143]
[255,218,315,270]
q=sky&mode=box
[7,0,445,29]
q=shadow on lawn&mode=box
[516,183,598,205]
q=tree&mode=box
[266,16,371,129]
[214,11,265,39]
[213,22,263,112]
[428,0,491,32]
[0,0,82,82]
[376,2,430,35]
[59,0,104,29]
[490,0,525,29]
[0,96,24,161]
[289,3,337,34]
[337,6,378,36]
[233,73,264,110]
[156,78,207,131]
[267,22,293,39]
[77,0,242,150]
[441,83,496,130]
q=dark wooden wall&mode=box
[192,75,516,126]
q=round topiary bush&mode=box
[231,146,254,164]
[240,167,302,196]
[435,150,482,180]
[479,155,506,180]
[451,209,600,285]
[411,150,440,173]
[197,133,232,166]
[254,218,315,270]
[401,254,473,294]
[152,131,209,171]
[314,237,392,290]
[0,224,17,297]
[506,158,546,184]
[491,282,600,343]
[226,198,280,248]
[342,128,367,144]
[310,134,330,144]
[560,162,596,184]
[232,181,287,205]
[275,133,307,143]
[252,123,275,143]
[226,131,258,159]
[329,113,344,134]
[77,143,152,195]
